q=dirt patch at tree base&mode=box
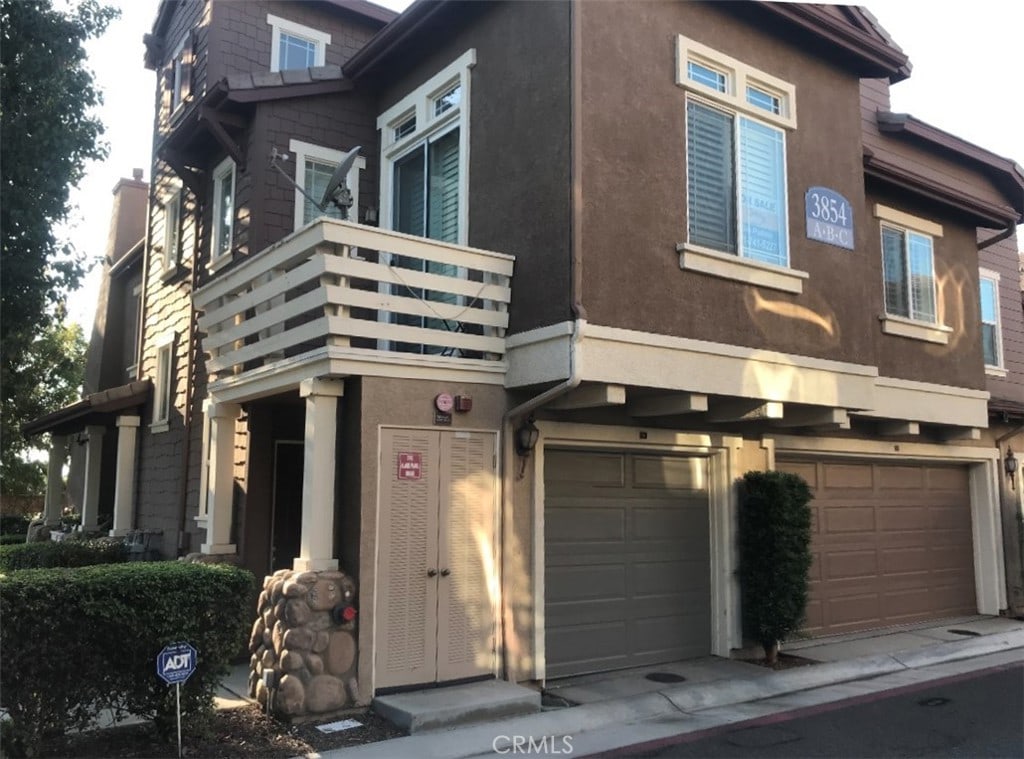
[739,652,820,671]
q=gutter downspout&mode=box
[498,0,587,684]
[978,224,1016,250]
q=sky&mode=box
[64,0,1023,334]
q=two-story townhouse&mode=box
[28,0,1024,719]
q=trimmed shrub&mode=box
[738,470,814,663]
[0,562,256,755]
[0,537,128,571]
[0,534,26,546]
[0,514,31,535]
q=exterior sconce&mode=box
[515,416,539,457]
[1006,447,1018,490]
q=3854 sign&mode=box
[805,187,854,250]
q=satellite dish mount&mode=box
[269,144,362,221]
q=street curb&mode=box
[312,630,1024,759]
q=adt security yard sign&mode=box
[157,642,197,685]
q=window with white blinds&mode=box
[881,225,937,323]
[979,273,1002,367]
[687,101,788,267]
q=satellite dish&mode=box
[320,145,362,219]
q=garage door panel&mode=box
[545,450,711,678]
[547,507,624,543]
[824,549,878,580]
[545,451,625,488]
[778,459,976,637]
[823,463,874,489]
[823,505,876,533]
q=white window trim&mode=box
[288,139,366,231]
[169,36,187,115]
[267,13,330,72]
[151,332,175,432]
[195,399,212,524]
[159,187,182,278]
[210,157,235,271]
[377,48,476,246]
[676,34,797,130]
[874,204,948,341]
[979,268,1005,374]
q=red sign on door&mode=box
[397,452,422,480]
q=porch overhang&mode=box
[22,380,152,438]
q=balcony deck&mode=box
[193,219,515,402]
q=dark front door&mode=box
[270,441,303,572]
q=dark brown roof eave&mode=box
[754,1,911,82]
[343,0,449,81]
[320,0,399,26]
[878,111,1024,216]
[22,380,152,438]
[864,150,1022,229]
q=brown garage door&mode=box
[777,459,977,636]
[544,450,711,678]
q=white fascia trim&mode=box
[505,322,575,388]
[855,375,989,428]
[267,14,331,73]
[288,138,366,231]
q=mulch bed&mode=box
[37,705,406,758]
[740,652,819,671]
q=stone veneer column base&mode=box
[249,568,359,719]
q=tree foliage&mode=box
[0,0,118,494]
[0,322,87,495]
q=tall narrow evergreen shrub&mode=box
[739,470,813,663]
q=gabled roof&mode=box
[345,1,913,82]
[23,380,152,438]
[876,111,1024,220]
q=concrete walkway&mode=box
[313,616,1024,758]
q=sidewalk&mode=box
[314,616,1024,758]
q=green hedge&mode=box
[0,514,31,535]
[0,562,256,755]
[0,534,26,546]
[0,537,128,571]
[739,470,813,663]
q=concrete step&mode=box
[373,679,541,734]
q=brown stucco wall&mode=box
[354,376,507,702]
[576,1,875,366]
[374,0,574,334]
[207,0,381,85]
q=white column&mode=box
[110,415,141,537]
[81,425,105,532]
[201,402,242,555]
[44,435,68,526]
[294,377,344,572]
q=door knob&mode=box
[440,569,451,577]
[427,569,438,577]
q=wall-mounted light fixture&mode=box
[1006,447,1018,490]
[515,416,539,457]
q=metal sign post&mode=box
[157,642,197,759]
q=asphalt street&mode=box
[607,662,1024,758]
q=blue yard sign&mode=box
[805,187,854,250]
[157,642,197,685]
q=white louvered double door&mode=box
[376,428,498,689]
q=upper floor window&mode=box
[676,36,804,294]
[874,204,951,345]
[289,139,364,230]
[152,332,175,432]
[979,270,1004,370]
[169,35,191,113]
[124,278,142,380]
[160,188,182,273]
[211,157,235,268]
[267,14,330,72]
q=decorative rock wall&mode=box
[248,568,359,719]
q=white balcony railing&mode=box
[193,219,514,383]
